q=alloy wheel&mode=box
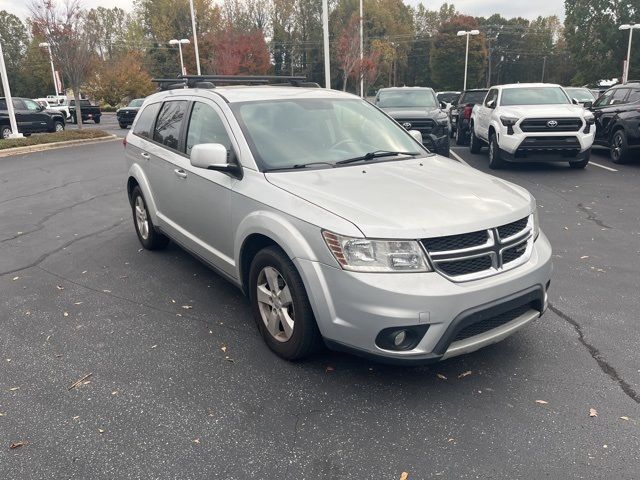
[1,127,11,139]
[134,196,149,240]
[256,266,294,342]
[611,133,622,161]
[55,123,64,132]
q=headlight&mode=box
[436,117,449,126]
[323,231,431,273]
[500,116,518,127]
[584,113,595,125]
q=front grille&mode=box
[453,304,533,342]
[422,215,532,281]
[497,217,529,239]
[423,230,488,252]
[396,118,436,135]
[518,136,580,150]
[437,255,493,276]
[520,118,582,132]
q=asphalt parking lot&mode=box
[1,141,639,479]
[66,112,127,138]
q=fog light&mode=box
[393,330,407,346]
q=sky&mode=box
[2,0,565,22]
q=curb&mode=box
[0,135,120,158]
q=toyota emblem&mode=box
[402,122,412,129]
[547,120,558,128]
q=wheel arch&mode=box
[126,164,159,223]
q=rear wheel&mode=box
[610,130,629,164]
[130,186,169,250]
[455,127,468,146]
[94,116,101,124]
[53,121,64,133]
[469,123,482,154]
[249,246,322,360]
[119,123,127,129]
[488,133,506,169]
[1,125,12,139]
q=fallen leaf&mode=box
[325,366,335,373]
[63,312,69,317]
[225,356,235,363]
[400,473,409,480]
[9,387,19,391]
[74,302,83,305]
[82,270,88,274]
[56,285,64,291]
[181,305,193,310]
[102,290,111,293]
[0,412,5,416]
[603,445,608,449]
[580,256,589,260]
[221,346,227,353]
[111,390,118,395]
[150,345,157,349]
[9,441,26,449]
[68,372,92,390]
[98,428,105,434]
[24,311,30,316]
[535,400,548,405]
[589,408,598,417]
[176,314,182,317]
[171,299,176,304]
[620,416,630,421]
[436,373,447,380]
[12,276,19,281]
[457,370,472,379]
[193,438,200,444]
[72,416,80,420]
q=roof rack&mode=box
[152,75,320,91]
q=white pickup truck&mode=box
[469,83,595,169]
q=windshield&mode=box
[564,88,595,102]
[128,98,144,108]
[460,91,488,105]
[437,92,460,104]
[500,87,570,106]
[70,100,91,106]
[377,90,437,108]
[231,98,425,171]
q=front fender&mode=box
[127,163,159,224]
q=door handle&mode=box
[140,152,149,159]
[174,169,187,179]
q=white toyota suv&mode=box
[469,83,596,169]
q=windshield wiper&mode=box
[265,161,335,172]
[336,150,420,165]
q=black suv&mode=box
[449,89,488,145]
[0,97,66,139]
[590,82,640,163]
[375,87,451,157]
[116,98,145,129]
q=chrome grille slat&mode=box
[421,215,533,282]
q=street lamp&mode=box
[169,39,190,76]
[0,41,22,138]
[38,42,58,95]
[457,29,480,90]
[322,0,330,88]
[619,24,640,84]
[188,0,201,75]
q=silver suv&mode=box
[124,78,552,364]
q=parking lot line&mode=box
[449,149,469,165]
[589,161,618,172]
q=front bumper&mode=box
[295,232,552,364]
[498,128,595,162]
[423,133,450,154]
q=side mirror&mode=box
[571,98,579,105]
[190,143,243,178]
[583,101,593,109]
[39,104,46,111]
[408,130,423,143]
[486,99,496,109]
[439,101,447,110]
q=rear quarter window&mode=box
[132,103,161,139]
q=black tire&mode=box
[569,151,590,169]
[488,133,506,169]
[248,246,322,360]
[130,186,169,250]
[71,114,77,124]
[439,146,451,158]
[610,129,629,164]
[455,128,469,146]
[52,121,64,133]
[1,125,12,139]
[119,123,127,129]
[449,126,455,139]
[94,117,101,124]
[469,123,482,154]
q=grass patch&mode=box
[0,129,111,150]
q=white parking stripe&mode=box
[589,161,618,172]
[449,150,469,165]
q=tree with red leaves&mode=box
[30,0,96,128]
[336,14,361,92]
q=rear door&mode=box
[10,99,31,132]
[592,88,629,143]
[23,98,50,132]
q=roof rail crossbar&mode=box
[152,75,317,91]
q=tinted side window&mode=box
[185,102,232,156]
[611,88,630,105]
[0,99,6,110]
[485,89,498,106]
[593,90,613,107]
[132,103,161,139]
[153,101,188,150]
[12,99,25,110]
[24,99,41,111]
[627,89,640,103]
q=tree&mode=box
[85,52,155,106]
[84,7,130,60]
[30,0,97,128]
[191,28,271,75]
[337,15,361,91]
[14,38,55,98]
[0,11,29,97]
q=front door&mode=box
[22,98,50,133]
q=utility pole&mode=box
[189,0,201,75]
[541,56,547,82]
[359,0,364,97]
[322,0,330,89]
[0,41,22,139]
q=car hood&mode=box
[265,156,533,239]
[500,104,586,118]
[380,107,443,119]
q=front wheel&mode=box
[71,114,77,124]
[488,134,506,169]
[94,117,101,124]
[569,153,590,169]
[1,125,12,139]
[469,124,482,154]
[610,130,629,164]
[53,121,64,133]
[249,246,322,360]
[130,186,169,250]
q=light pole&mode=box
[457,29,480,91]
[359,0,364,97]
[169,39,190,76]
[0,41,22,139]
[322,0,330,89]
[39,42,58,95]
[189,0,201,75]
[619,24,640,84]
